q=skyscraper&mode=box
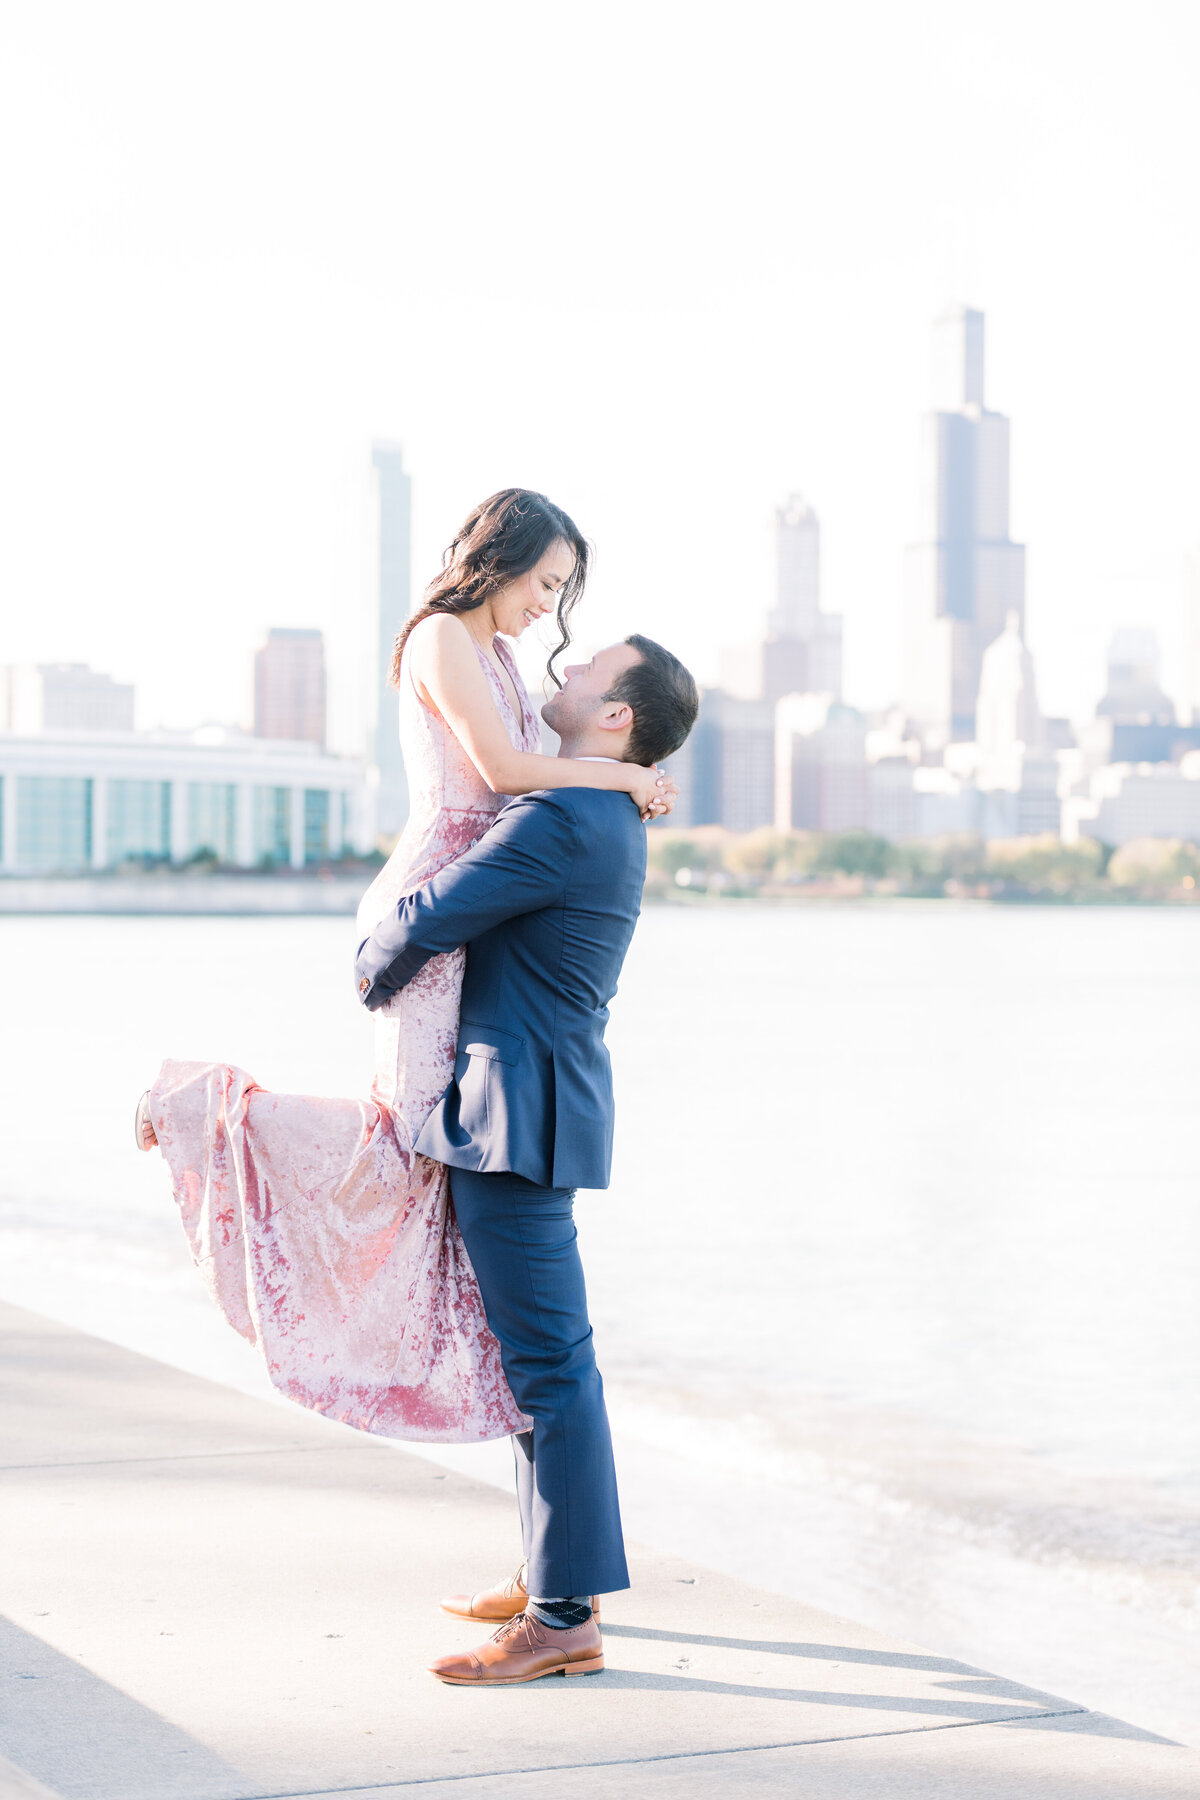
[976,612,1043,772]
[903,306,1025,744]
[372,443,412,839]
[717,494,843,708]
[1187,552,1200,728]
[768,494,821,640]
[973,612,1059,832]
[253,629,326,746]
[765,495,842,703]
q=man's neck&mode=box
[556,733,621,762]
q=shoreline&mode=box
[2,875,1199,914]
[0,874,368,914]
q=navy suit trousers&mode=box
[449,1168,629,1599]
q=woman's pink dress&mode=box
[149,632,538,1442]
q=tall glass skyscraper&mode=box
[768,494,821,641]
[372,443,412,840]
[903,307,1026,743]
[763,495,842,705]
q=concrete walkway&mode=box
[0,1301,1195,1800]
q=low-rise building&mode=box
[668,689,774,830]
[866,756,918,839]
[0,727,373,874]
[912,766,980,836]
[775,695,868,832]
[1064,754,1200,848]
[3,664,135,733]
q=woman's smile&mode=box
[517,598,555,633]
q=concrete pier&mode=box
[0,1300,1195,1798]
[0,877,362,915]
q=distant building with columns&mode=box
[0,727,372,874]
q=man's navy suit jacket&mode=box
[354,787,646,1191]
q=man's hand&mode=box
[355,934,398,1010]
[351,791,577,1011]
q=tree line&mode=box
[645,829,1200,902]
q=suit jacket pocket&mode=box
[458,1020,525,1066]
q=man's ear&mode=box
[597,700,634,734]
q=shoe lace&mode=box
[502,1563,527,1601]
[491,1612,531,1645]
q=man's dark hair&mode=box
[606,634,700,767]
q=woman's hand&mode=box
[643,778,679,821]
[626,765,679,822]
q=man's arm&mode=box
[354,791,579,1010]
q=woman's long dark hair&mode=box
[390,489,590,690]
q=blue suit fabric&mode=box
[354,786,647,1191]
[449,1167,629,1598]
[354,784,646,1598]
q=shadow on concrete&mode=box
[591,1645,1178,1745]
[603,1621,988,1673]
[572,1666,1082,1722]
[0,1614,248,1800]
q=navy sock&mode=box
[526,1596,592,1630]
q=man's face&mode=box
[542,641,642,743]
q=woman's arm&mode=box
[408,615,669,814]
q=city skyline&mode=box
[1,4,1198,755]
[8,294,1191,756]
[9,284,1200,867]
[659,288,1200,851]
[7,300,1200,871]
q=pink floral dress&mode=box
[149,627,539,1442]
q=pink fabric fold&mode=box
[151,1057,530,1441]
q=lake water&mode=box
[1,904,1197,1742]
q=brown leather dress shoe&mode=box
[440,1567,600,1622]
[429,1611,604,1685]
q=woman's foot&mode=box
[134,1091,158,1152]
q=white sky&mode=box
[1,0,1198,752]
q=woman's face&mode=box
[492,539,575,639]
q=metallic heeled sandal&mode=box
[134,1091,157,1152]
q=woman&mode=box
[136,489,673,1444]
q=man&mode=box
[354,634,699,1686]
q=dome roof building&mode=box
[976,611,1043,769]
